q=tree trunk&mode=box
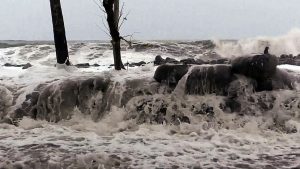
[49,0,70,65]
[114,0,119,29]
[103,0,124,70]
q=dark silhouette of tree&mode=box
[49,0,70,65]
[103,0,125,70]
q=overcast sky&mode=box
[0,0,300,40]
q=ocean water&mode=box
[0,29,300,168]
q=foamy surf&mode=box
[0,29,300,168]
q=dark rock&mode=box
[125,61,147,67]
[14,77,112,122]
[195,59,206,64]
[93,63,100,67]
[22,63,32,69]
[271,69,296,90]
[130,61,146,67]
[0,86,13,119]
[0,117,13,125]
[4,63,22,67]
[232,54,278,81]
[232,54,278,91]
[209,60,218,64]
[165,57,180,64]
[186,65,234,95]
[120,78,163,106]
[4,63,13,67]
[215,58,230,64]
[224,99,242,113]
[154,55,165,65]
[154,65,189,87]
[75,63,90,68]
[180,58,198,65]
[279,54,300,66]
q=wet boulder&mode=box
[22,63,32,69]
[210,58,230,64]
[271,69,296,90]
[154,64,190,87]
[75,63,90,68]
[120,78,164,106]
[165,57,180,64]
[129,61,146,67]
[15,77,112,122]
[180,58,206,65]
[186,65,235,95]
[154,56,180,65]
[35,79,80,122]
[0,86,13,119]
[279,54,300,66]
[232,54,278,81]
[232,54,278,91]
[154,55,166,65]
[180,58,197,65]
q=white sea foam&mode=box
[0,38,299,168]
[215,28,300,57]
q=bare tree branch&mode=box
[120,36,132,48]
[101,17,110,33]
[96,24,111,38]
[118,11,130,30]
[93,0,106,13]
[118,2,125,23]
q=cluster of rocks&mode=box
[75,63,100,68]
[279,54,300,66]
[154,54,297,93]
[4,76,166,124]
[124,61,147,67]
[154,54,299,117]
[154,55,230,66]
[1,53,299,132]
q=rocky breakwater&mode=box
[1,54,299,133]
[279,54,300,66]
[152,54,300,132]
[3,75,170,124]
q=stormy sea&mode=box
[0,29,300,169]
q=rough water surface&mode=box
[0,34,300,168]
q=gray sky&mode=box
[0,0,300,40]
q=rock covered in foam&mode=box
[271,69,296,90]
[232,54,278,79]
[12,77,111,122]
[13,76,169,123]
[186,65,235,95]
[125,96,194,125]
[154,65,190,87]
[0,86,13,118]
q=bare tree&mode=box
[49,0,70,65]
[102,0,125,70]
